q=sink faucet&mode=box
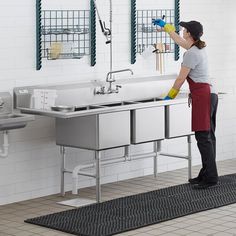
[106,69,133,83]
[94,69,133,95]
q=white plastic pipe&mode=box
[0,131,9,158]
[71,149,158,195]
[72,164,95,194]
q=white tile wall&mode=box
[0,0,236,205]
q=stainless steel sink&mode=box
[131,106,165,144]
[74,105,105,111]
[0,92,35,131]
[165,103,192,138]
[135,98,163,103]
[100,101,137,107]
[56,110,130,150]
[0,113,35,131]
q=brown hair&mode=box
[193,39,206,49]
[186,29,206,49]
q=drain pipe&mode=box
[71,146,158,195]
[72,164,96,194]
[0,131,9,158]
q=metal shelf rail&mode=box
[136,9,175,55]
[35,0,96,70]
[131,0,180,64]
[41,10,90,60]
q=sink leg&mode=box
[60,146,66,196]
[124,145,130,161]
[95,150,101,203]
[187,135,192,179]
[153,141,161,178]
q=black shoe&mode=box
[193,181,218,189]
[188,177,202,185]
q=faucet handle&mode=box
[115,85,122,93]
[0,97,4,107]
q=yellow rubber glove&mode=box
[166,87,179,99]
[164,24,176,33]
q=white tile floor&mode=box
[1,159,236,236]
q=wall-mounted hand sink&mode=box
[0,92,35,131]
[0,113,35,131]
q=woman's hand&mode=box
[152,19,175,33]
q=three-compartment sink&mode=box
[0,113,35,131]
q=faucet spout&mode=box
[94,69,134,95]
[106,68,133,82]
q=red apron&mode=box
[187,77,211,131]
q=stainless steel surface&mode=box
[95,151,101,202]
[153,141,161,178]
[15,96,188,119]
[188,135,192,179]
[106,69,134,82]
[165,103,192,138]
[106,69,133,94]
[13,78,193,203]
[0,97,4,107]
[135,97,162,103]
[94,69,134,95]
[0,113,34,131]
[51,105,75,112]
[0,92,34,131]
[131,106,165,144]
[60,146,66,196]
[0,92,13,114]
[13,75,179,113]
[56,110,130,150]
[100,101,137,107]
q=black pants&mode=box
[195,93,218,183]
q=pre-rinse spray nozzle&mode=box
[93,0,111,44]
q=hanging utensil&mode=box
[153,44,159,71]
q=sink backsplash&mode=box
[0,92,13,114]
[14,75,178,109]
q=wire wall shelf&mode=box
[131,0,180,64]
[136,9,175,55]
[41,10,91,60]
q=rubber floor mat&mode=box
[25,173,236,236]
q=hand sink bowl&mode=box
[0,113,35,131]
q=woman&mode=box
[152,19,218,189]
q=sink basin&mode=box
[135,98,163,103]
[0,113,35,131]
[56,110,130,150]
[101,101,137,107]
[74,105,105,111]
